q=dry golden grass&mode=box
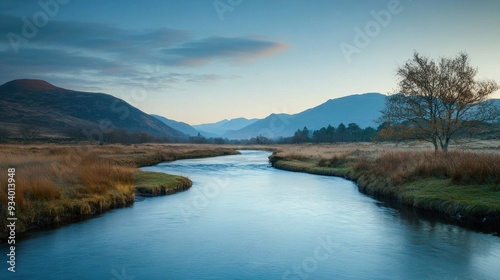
[269,142,500,229]
[0,148,136,233]
[271,142,500,186]
[357,150,500,186]
[0,143,238,236]
[272,140,500,158]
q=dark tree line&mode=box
[185,123,379,145]
[288,123,378,144]
[67,127,175,144]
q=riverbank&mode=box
[134,171,192,196]
[0,144,239,238]
[269,144,500,233]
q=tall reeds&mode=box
[354,150,500,186]
[0,143,239,237]
[0,145,136,235]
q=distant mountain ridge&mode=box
[0,79,186,140]
[5,79,495,142]
[151,114,200,137]
[192,117,259,136]
[2,79,58,91]
[223,93,386,139]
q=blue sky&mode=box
[1,0,499,124]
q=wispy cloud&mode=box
[0,14,189,62]
[163,36,290,66]
[0,14,288,90]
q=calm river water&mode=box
[2,150,499,279]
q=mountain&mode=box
[0,79,187,140]
[493,99,500,109]
[223,93,386,139]
[193,117,259,136]
[490,99,500,122]
[151,114,200,137]
[222,114,292,140]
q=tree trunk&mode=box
[442,137,450,152]
[432,137,439,152]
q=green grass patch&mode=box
[398,179,500,214]
[272,159,350,177]
[134,171,192,196]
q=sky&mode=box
[1,0,499,125]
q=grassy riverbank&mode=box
[269,143,500,232]
[0,144,238,237]
[134,171,192,196]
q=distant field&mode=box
[272,140,500,157]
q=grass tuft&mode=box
[134,171,192,196]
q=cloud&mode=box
[163,36,290,65]
[0,14,288,91]
[0,14,189,57]
[0,47,125,79]
[0,14,287,66]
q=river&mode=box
[2,151,499,279]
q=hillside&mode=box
[0,79,186,141]
[223,93,386,139]
[151,114,200,137]
[193,117,258,136]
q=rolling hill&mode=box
[4,80,494,142]
[0,79,187,141]
[193,117,259,136]
[151,114,200,137]
[223,93,386,139]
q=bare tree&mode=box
[381,52,499,151]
